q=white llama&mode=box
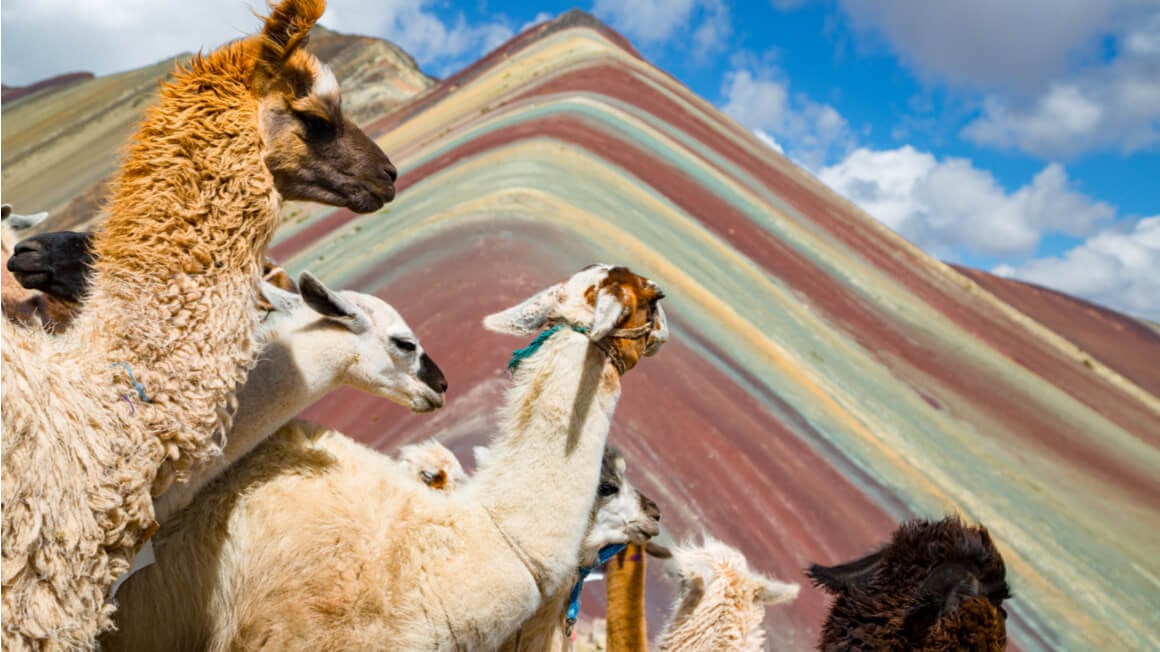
[153,272,447,522]
[104,263,667,650]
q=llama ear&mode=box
[253,0,325,90]
[3,210,49,231]
[258,281,302,314]
[472,445,492,467]
[806,549,885,595]
[645,541,673,559]
[674,548,715,587]
[756,576,801,605]
[589,286,627,341]
[263,260,298,294]
[482,283,563,335]
[904,561,985,637]
[299,271,371,334]
[644,302,668,357]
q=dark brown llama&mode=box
[807,516,1011,651]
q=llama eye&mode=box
[391,337,417,352]
[597,482,619,497]
[297,112,335,138]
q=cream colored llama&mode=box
[108,437,663,651]
[0,0,397,646]
[496,445,663,652]
[654,536,800,651]
[153,272,446,522]
[103,264,668,651]
[398,439,467,492]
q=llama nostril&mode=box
[384,163,398,183]
[13,240,42,255]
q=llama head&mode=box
[1,204,49,235]
[398,439,467,492]
[481,264,668,374]
[261,271,447,412]
[580,446,662,566]
[250,0,397,213]
[661,536,799,647]
[7,230,94,302]
[255,259,299,311]
[671,537,800,610]
[471,444,663,567]
[806,516,1010,651]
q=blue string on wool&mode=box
[111,362,153,403]
[506,323,589,373]
[564,543,627,635]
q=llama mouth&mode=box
[410,392,445,413]
[629,524,661,542]
[9,270,51,289]
[352,181,394,211]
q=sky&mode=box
[2,0,1158,320]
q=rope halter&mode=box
[506,320,655,375]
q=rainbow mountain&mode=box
[3,10,1158,650]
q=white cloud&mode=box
[839,1,1160,159]
[817,146,1115,258]
[838,0,1154,93]
[518,12,555,34]
[1,0,256,84]
[994,217,1160,320]
[753,129,784,154]
[311,1,513,71]
[691,0,732,58]
[591,0,731,56]
[0,0,514,85]
[961,14,1160,158]
[721,68,854,170]
[591,0,697,43]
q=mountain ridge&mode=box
[2,11,1157,650]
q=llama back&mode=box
[107,422,488,650]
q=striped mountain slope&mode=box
[3,11,1157,650]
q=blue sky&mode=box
[2,0,1158,319]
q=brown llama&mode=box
[806,516,1011,651]
[606,543,650,652]
[604,541,673,652]
[0,0,396,647]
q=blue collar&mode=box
[564,543,627,633]
[507,323,590,372]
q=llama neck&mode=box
[473,330,621,594]
[73,43,280,477]
[154,314,343,522]
[499,577,575,652]
[605,544,649,652]
[93,44,276,279]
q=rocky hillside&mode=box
[0,26,434,231]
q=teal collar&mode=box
[506,323,589,372]
[564,543,626,636]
